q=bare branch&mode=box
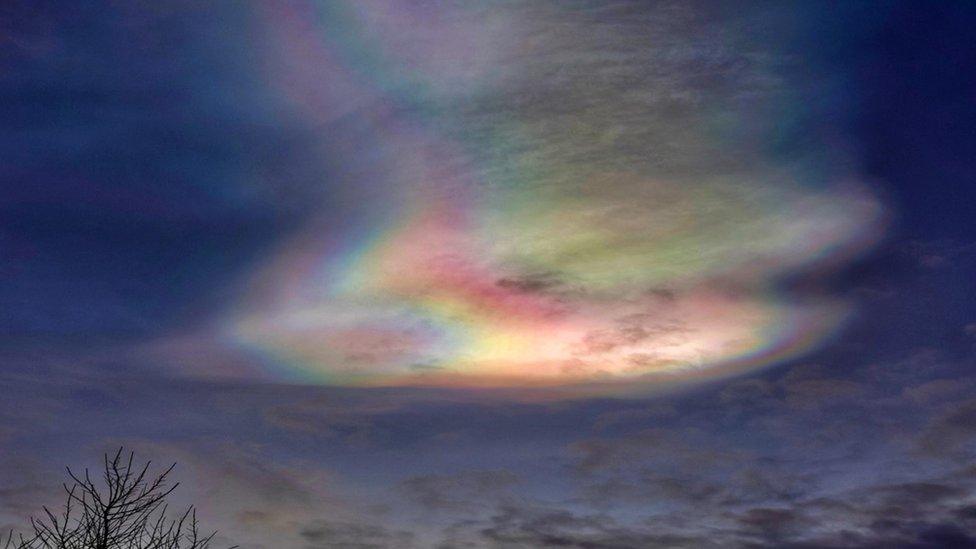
[8,449,233,549]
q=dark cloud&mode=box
[903,239,976,270]
[919,398,976,457]
[590,404,678,432]
[299,520,415,549]
[477,504,705,549]
[399,470,520,513]
[734,507,810,545]
[719,379,776,405]
[577,315,691,358]
[495,273,562,294]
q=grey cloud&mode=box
[591,404,678,432]
[719,379,776,405]
[495,273,562,294]
[919,398,976,457]
[733,507,811,545]
[569,428,673,475]
[577,315,691,358]
[863,348,954,386]
[903,239,976,270]
[731,471,976,547]
[299,520,415,549]
[399,470,520,513]
[781,377,866,410]
[264,403,385,448]
[903,378,976,405]
[457,475,976,549]
[477,504,710,549]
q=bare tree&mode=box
[2,449,235,549]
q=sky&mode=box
[2,1,976,547]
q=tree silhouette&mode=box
[2,449,235,549]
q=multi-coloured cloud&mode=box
[222,1,886,391]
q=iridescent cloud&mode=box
[221,1,886,392]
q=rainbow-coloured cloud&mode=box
[223,1,886,392]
